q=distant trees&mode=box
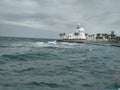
[96,33,109,39]
[59,33,63,37]
[96,33,102,39]
[84,34,95,40]
[74,32,79,36]
[85,33,88,39]
[59,33,66,39]
[63,33,66,36]
[95,31,120,43]
[111,31,116,40]
[59,31,120,43]
[104,34,109,39]
[115,37,120,42]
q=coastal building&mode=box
[58,24,120,46]
[63,24,86,40]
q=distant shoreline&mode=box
[57,39,120,47]
[0,36,56,40]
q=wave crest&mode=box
[26,81,64,88]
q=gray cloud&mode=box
[0,0,120,38]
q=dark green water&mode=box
[0,37,120,90]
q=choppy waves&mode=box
[0,37,120,90]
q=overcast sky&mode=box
[0,0,120,38]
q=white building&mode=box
[64,24,86,40]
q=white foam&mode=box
[34,41,59,48]
[48,41,57,45]
[35,42,44,45]
[33,42,45,47]
[118,88,120,90]
[60,42,77,46]
[89,49,92,51]
[29,41,80,48]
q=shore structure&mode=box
[65,24,86,40]
[57,24,120,47]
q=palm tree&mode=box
[111,31,116,40]
[74,32,79,39]
[74,32,79,36]
[63,33,66,36]
[88,34,91,40]
[59,33,63,37]
[104,33,108,39]
[62,33,66,39]
[119,37,120,41]
[88,35,91,37]
[88,34,93,40]
[102,34,105,38]
[85,33,88,40]
[96,33,101,39]
[115,36,120,42]
[118,37,120,42]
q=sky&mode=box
[0,0,120,39]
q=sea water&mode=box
[0,36,120,90]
